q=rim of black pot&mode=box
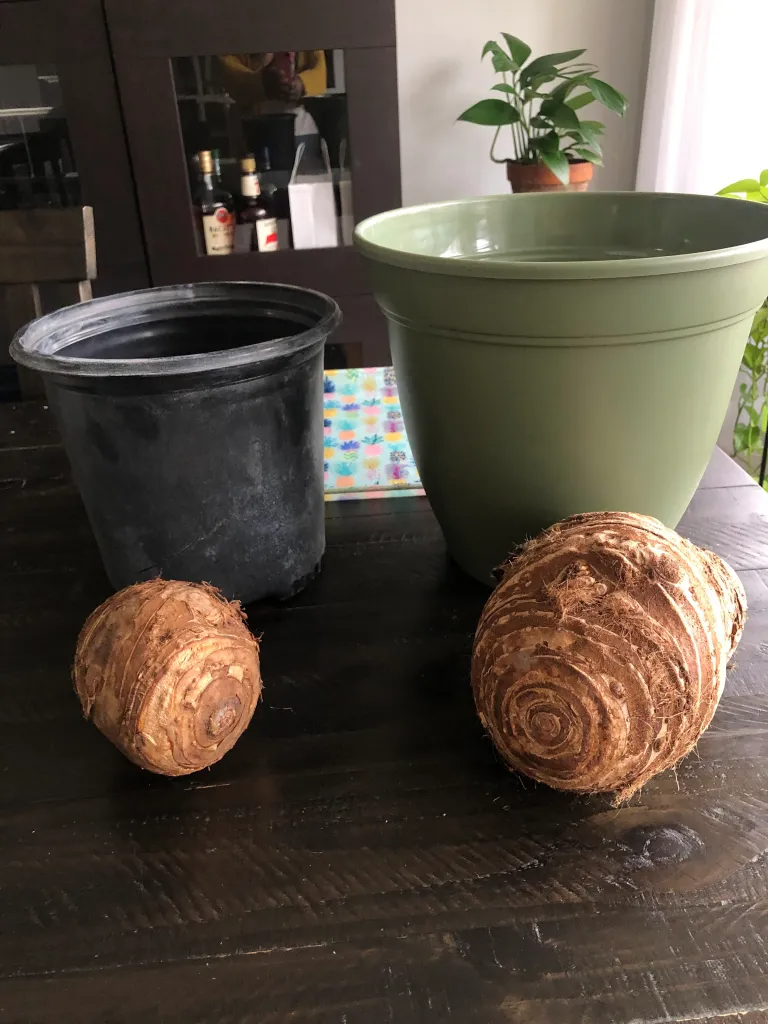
[10,281,342,378]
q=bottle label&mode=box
[202,208,234,255]
[241,175,260,198]
[255,218,279,253]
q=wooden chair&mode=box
[0,207,96,398]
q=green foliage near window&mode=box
[717,173,768,476]
[734,303,768,474]
[457,34,627,185]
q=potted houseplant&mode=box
[717,173,768,481]
[457,34,627,192]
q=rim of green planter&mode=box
[354,191,768,279]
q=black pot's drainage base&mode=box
[278,559,323,601]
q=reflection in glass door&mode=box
[0,65,80,210]
[172,50,352,256]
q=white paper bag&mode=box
[338,138,354,247]
[288,140,339,250]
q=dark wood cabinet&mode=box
[0,0,148,298]
[0,0,400,373]
[0,0,148,394]
[104,0,400,366]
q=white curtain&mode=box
[636,0,768,195]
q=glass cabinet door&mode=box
[104,0,400,366]
[0,0,147,296]
[0,0,148,398]
[172,50,353,258]
[0,64,80,211]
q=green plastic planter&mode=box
[355,192,768,583]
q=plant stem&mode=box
[515,115,525,161]
[754,367,762,472]
[746,367,760,473]
[489,125,506,164]
[519,102,528,158]
[500,71,519,161]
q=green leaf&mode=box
[566,90,596,111]
[530,114,552,129]
[746,191,768,203]
[752,308,768,341]
[538,95,560,117]
[529,133,559,154]
[749,405,761,426]
[579,119,605,135]
[526,72,557,92]
[740,382,748,395]
[542,81,577,107]
[734,423,750,453]
[589,138,603,157]
[716,178,761,196]
[572,146,603,166]
[733,422,762,454]
[520,63,554,86]
[524,49,586,78]
[457,99,521,126]
[491,83,517,95]
[492,52,516,73]
[743,342,760,370]
[481,40,516,73]
[500,33,531,69]
[572,125,601,149]
[573,127,602,151]
[540,149,570,185]
[585,77,627,115]
[760,170,768,187]
[522,81,558,101]
[551,104,581,131]
[761,404,768,433]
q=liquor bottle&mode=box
[237,155,279,253]
[194,149,234,256]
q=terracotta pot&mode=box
[506,159,593,193]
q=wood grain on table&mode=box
[2,401,768,1023]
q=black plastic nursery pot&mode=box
[11,282,341,602]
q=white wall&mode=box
[395,0,656,206]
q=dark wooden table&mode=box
[3,401,768,1024]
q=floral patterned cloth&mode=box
[323,367,424,500]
